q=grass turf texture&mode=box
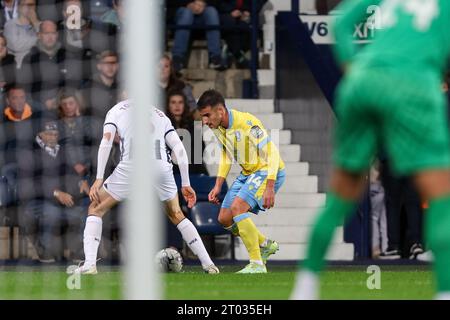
[0,265,435,299]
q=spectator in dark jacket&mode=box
[166,90,208,175]
[0,84,44,169]
[17,118,86,262]
[81,50,119,118]
[217,0,251,68]
[56,87,93,186]
[21,20,67,111]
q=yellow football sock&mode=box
[233,213,262,262]
[257,229,266,246]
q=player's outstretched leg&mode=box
[165,197,219,274]
[227,198,266,273]
[224,221,278,265]
[70,188,118,275]
[291,170,364,299]
[414,171,450,299]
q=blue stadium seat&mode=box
[190,202,224,235]
[0,176,8,209]
[189,201,235,259]
[174,174,228,202]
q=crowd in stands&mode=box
[0,0,267,263]
[0,0,444,263]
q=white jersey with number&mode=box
[150,106,176,173]
[102,100,178,202]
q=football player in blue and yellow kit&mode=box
[197,89,286,273]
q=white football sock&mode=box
[435,292,450,300]
[177,218,214,269]
[290,270,320,300]
[83,215,103,266]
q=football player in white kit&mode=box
[72,100,219,274]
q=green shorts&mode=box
[333,68,450,176]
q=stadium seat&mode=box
[174,174,228,202]
[189,201,235,259]
[0,176,8,209]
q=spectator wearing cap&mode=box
[17,118,86,262]
[3,0,40,68]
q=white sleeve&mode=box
[165,129,190,187]
[96,123,117,179]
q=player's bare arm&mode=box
[263,179,276,209]
[181,185,197,208]
[165,128,196,207]
[209,177,225,205]
[92,125,116,203]
[89,179,104,203]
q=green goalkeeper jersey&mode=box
[333,0,450,85]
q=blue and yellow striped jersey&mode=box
[213,108,285,180]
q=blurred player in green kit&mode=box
[291,0,450,299]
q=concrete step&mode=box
[299,145,332,163]
[273,193,326,208]
[279,99,333,114]
[184,68,218,81]
[257,69,275,86]
[283,113,335,130]
[256,113,283,130]
[226,174,318,193]
[291,130,332,146]
[225,99,274,114]
[279,144,300,162]
[259,85,275,99]
[234,242,354,261]
[191,80,216,99]
[252,208,319,226]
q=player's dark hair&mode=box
[197,89,225,110]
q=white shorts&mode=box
[103,164,178,202]
[103,163,131,201]
[155,169,178,202]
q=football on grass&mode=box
[155,247,183,273]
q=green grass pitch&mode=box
[0,265,435,300]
